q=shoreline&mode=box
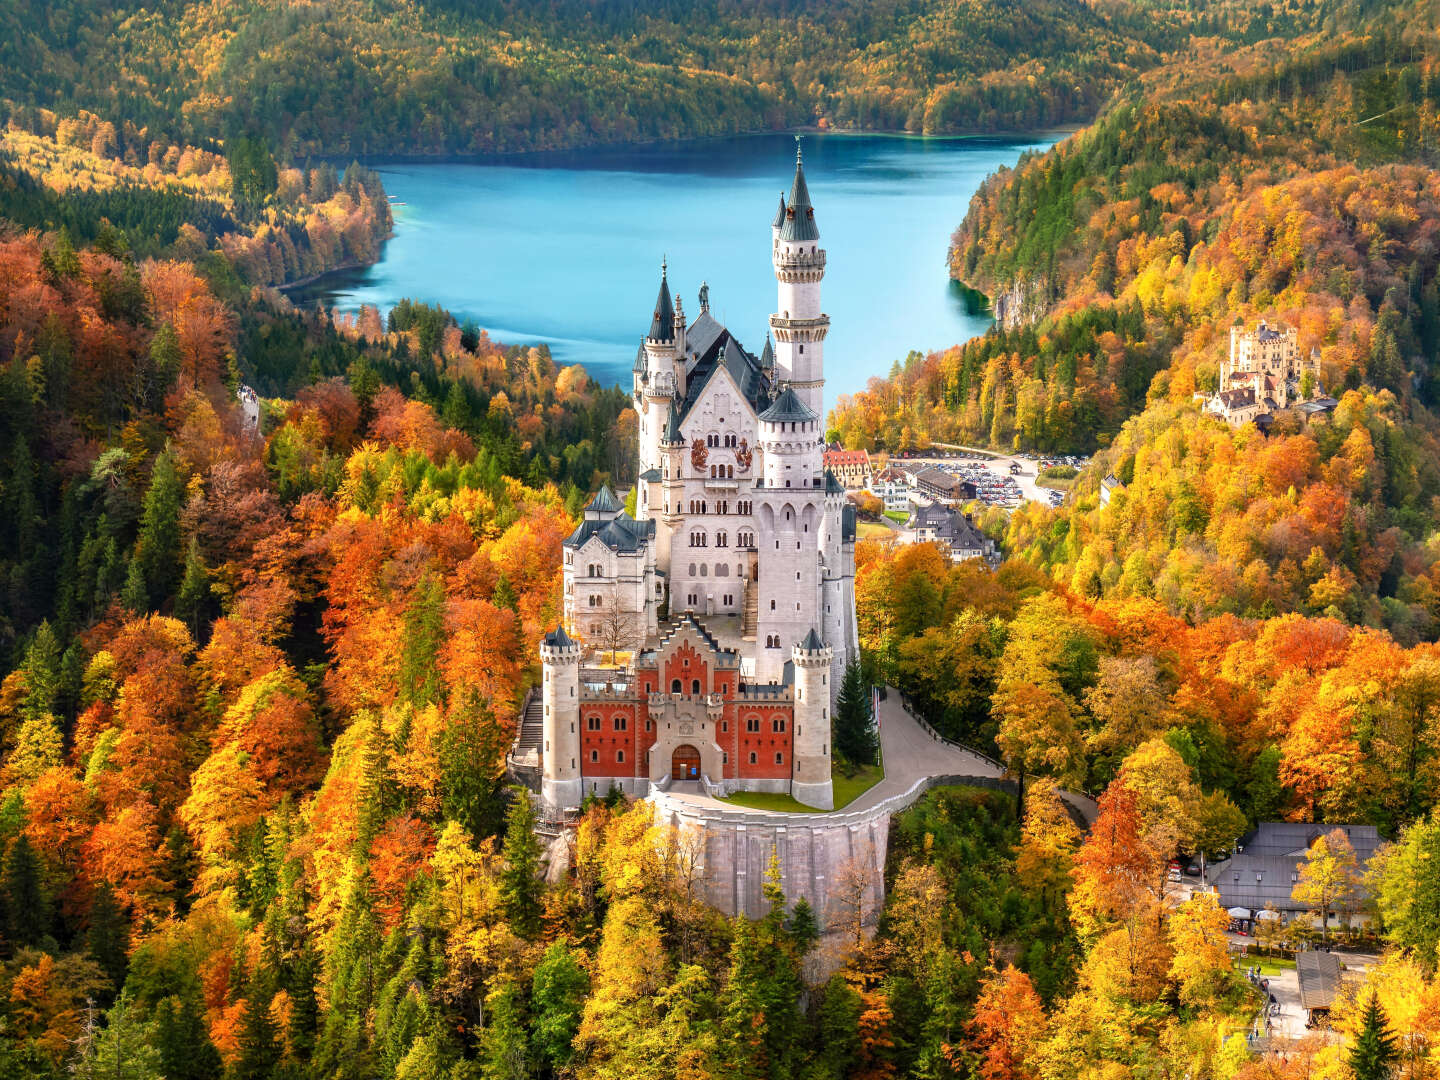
[324,124,1080,170]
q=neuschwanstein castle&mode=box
[529,146,859,812]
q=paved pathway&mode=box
[660,690,1039,821]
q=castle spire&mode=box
[780,137,818,242]
[647,259,674,342]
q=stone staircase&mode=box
[741,581,758,640]
[516,691,543,759]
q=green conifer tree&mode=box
[1349,993,1398,1080]
[3,833,50,947]
[234,978,282,1080]
[400,571,446,709]
[87,882,130,999]
[834,661,877,768]
[175,538,211,639]
[20,621,61,722]
[132,452,183,608]
[153,990,223,1080]
[480,979,530,1080]
[499,787,543,939]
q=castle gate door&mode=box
[671,745,702,782]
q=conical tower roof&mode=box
[760,333,774,370]
[586,484,622,514]
[772,192,787,229]
[663,401,684,443]
[648,260,675,342]
[779,140,819,243]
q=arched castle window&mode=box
[671,679,682,693]
[773,719,786,733]
[749,752,758,764]
[716,531,728,547]
[746,717,760,732]
[617,750,625,763]
[775,752,784,764]
[587,716,601,730]
[614,716,627,731]
[692,679,701,694]
[590,750,599,762]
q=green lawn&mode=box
[719,756,885,813]
[1247,956,1296,976]
[856,522,892,540]
[883,510,909,523]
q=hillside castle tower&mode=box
[536,143,859,811]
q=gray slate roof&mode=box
[586,484,622,514]
[800,628,825,651]
[648,267,674,342]
[1209,823,1381,913]
[779,150,819,243]
[841,504,856,542]
[543,624,574,648]
[772,193,786,229]
[759,387,817,423]
[563,512,654,553]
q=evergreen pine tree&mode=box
[492,571,518,613]
[121,550,149,613]
[400,571,446,708]
[499,787,543,939]
[234,978,282,1080]
[833,661,877,768]
[357,712,399,847]
[133,451,183,608]
[87,882,130,999]
[442,382,472,432]
[1349,993,1398,1080]
[148,323,183,408]
[71,993,161,1080]
[154,990,225,1080]
[175,538,211,639]
[3,833,50,948]
[788,896,819,956]
[20,620,61,722]
[480,978,530,1080]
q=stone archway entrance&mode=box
[671,745,702,781]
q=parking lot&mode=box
[891,451,1088,509]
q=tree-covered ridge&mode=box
[0,0,1389,157]
[949,9,1440,314]
[0,108,392,286]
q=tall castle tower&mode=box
[791,630,835,809]
[770,141,828,419]
[539,625,582,810]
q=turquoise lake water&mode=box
[293,132,1059,402]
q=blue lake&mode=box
[294,132,1059,402]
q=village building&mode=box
[906,503,994,563]
[1099,473,1122,507]
[871,467,912,513]
[911,465,977,504]
[822,446,872,489]
[1208,822,1381,929]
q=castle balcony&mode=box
[703,476,739,492]
[737,684,794,702]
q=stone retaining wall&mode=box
[649,772,1023,928]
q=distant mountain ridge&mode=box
[0,0,1394,156]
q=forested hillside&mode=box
[0,0,1391,156]
[831,0,1440,458]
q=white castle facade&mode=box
[540,146,860,811]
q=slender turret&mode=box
[770,139,828,418]
[540,624,582,810]
[791,629,834,809]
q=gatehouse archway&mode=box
[671,744,702,781]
